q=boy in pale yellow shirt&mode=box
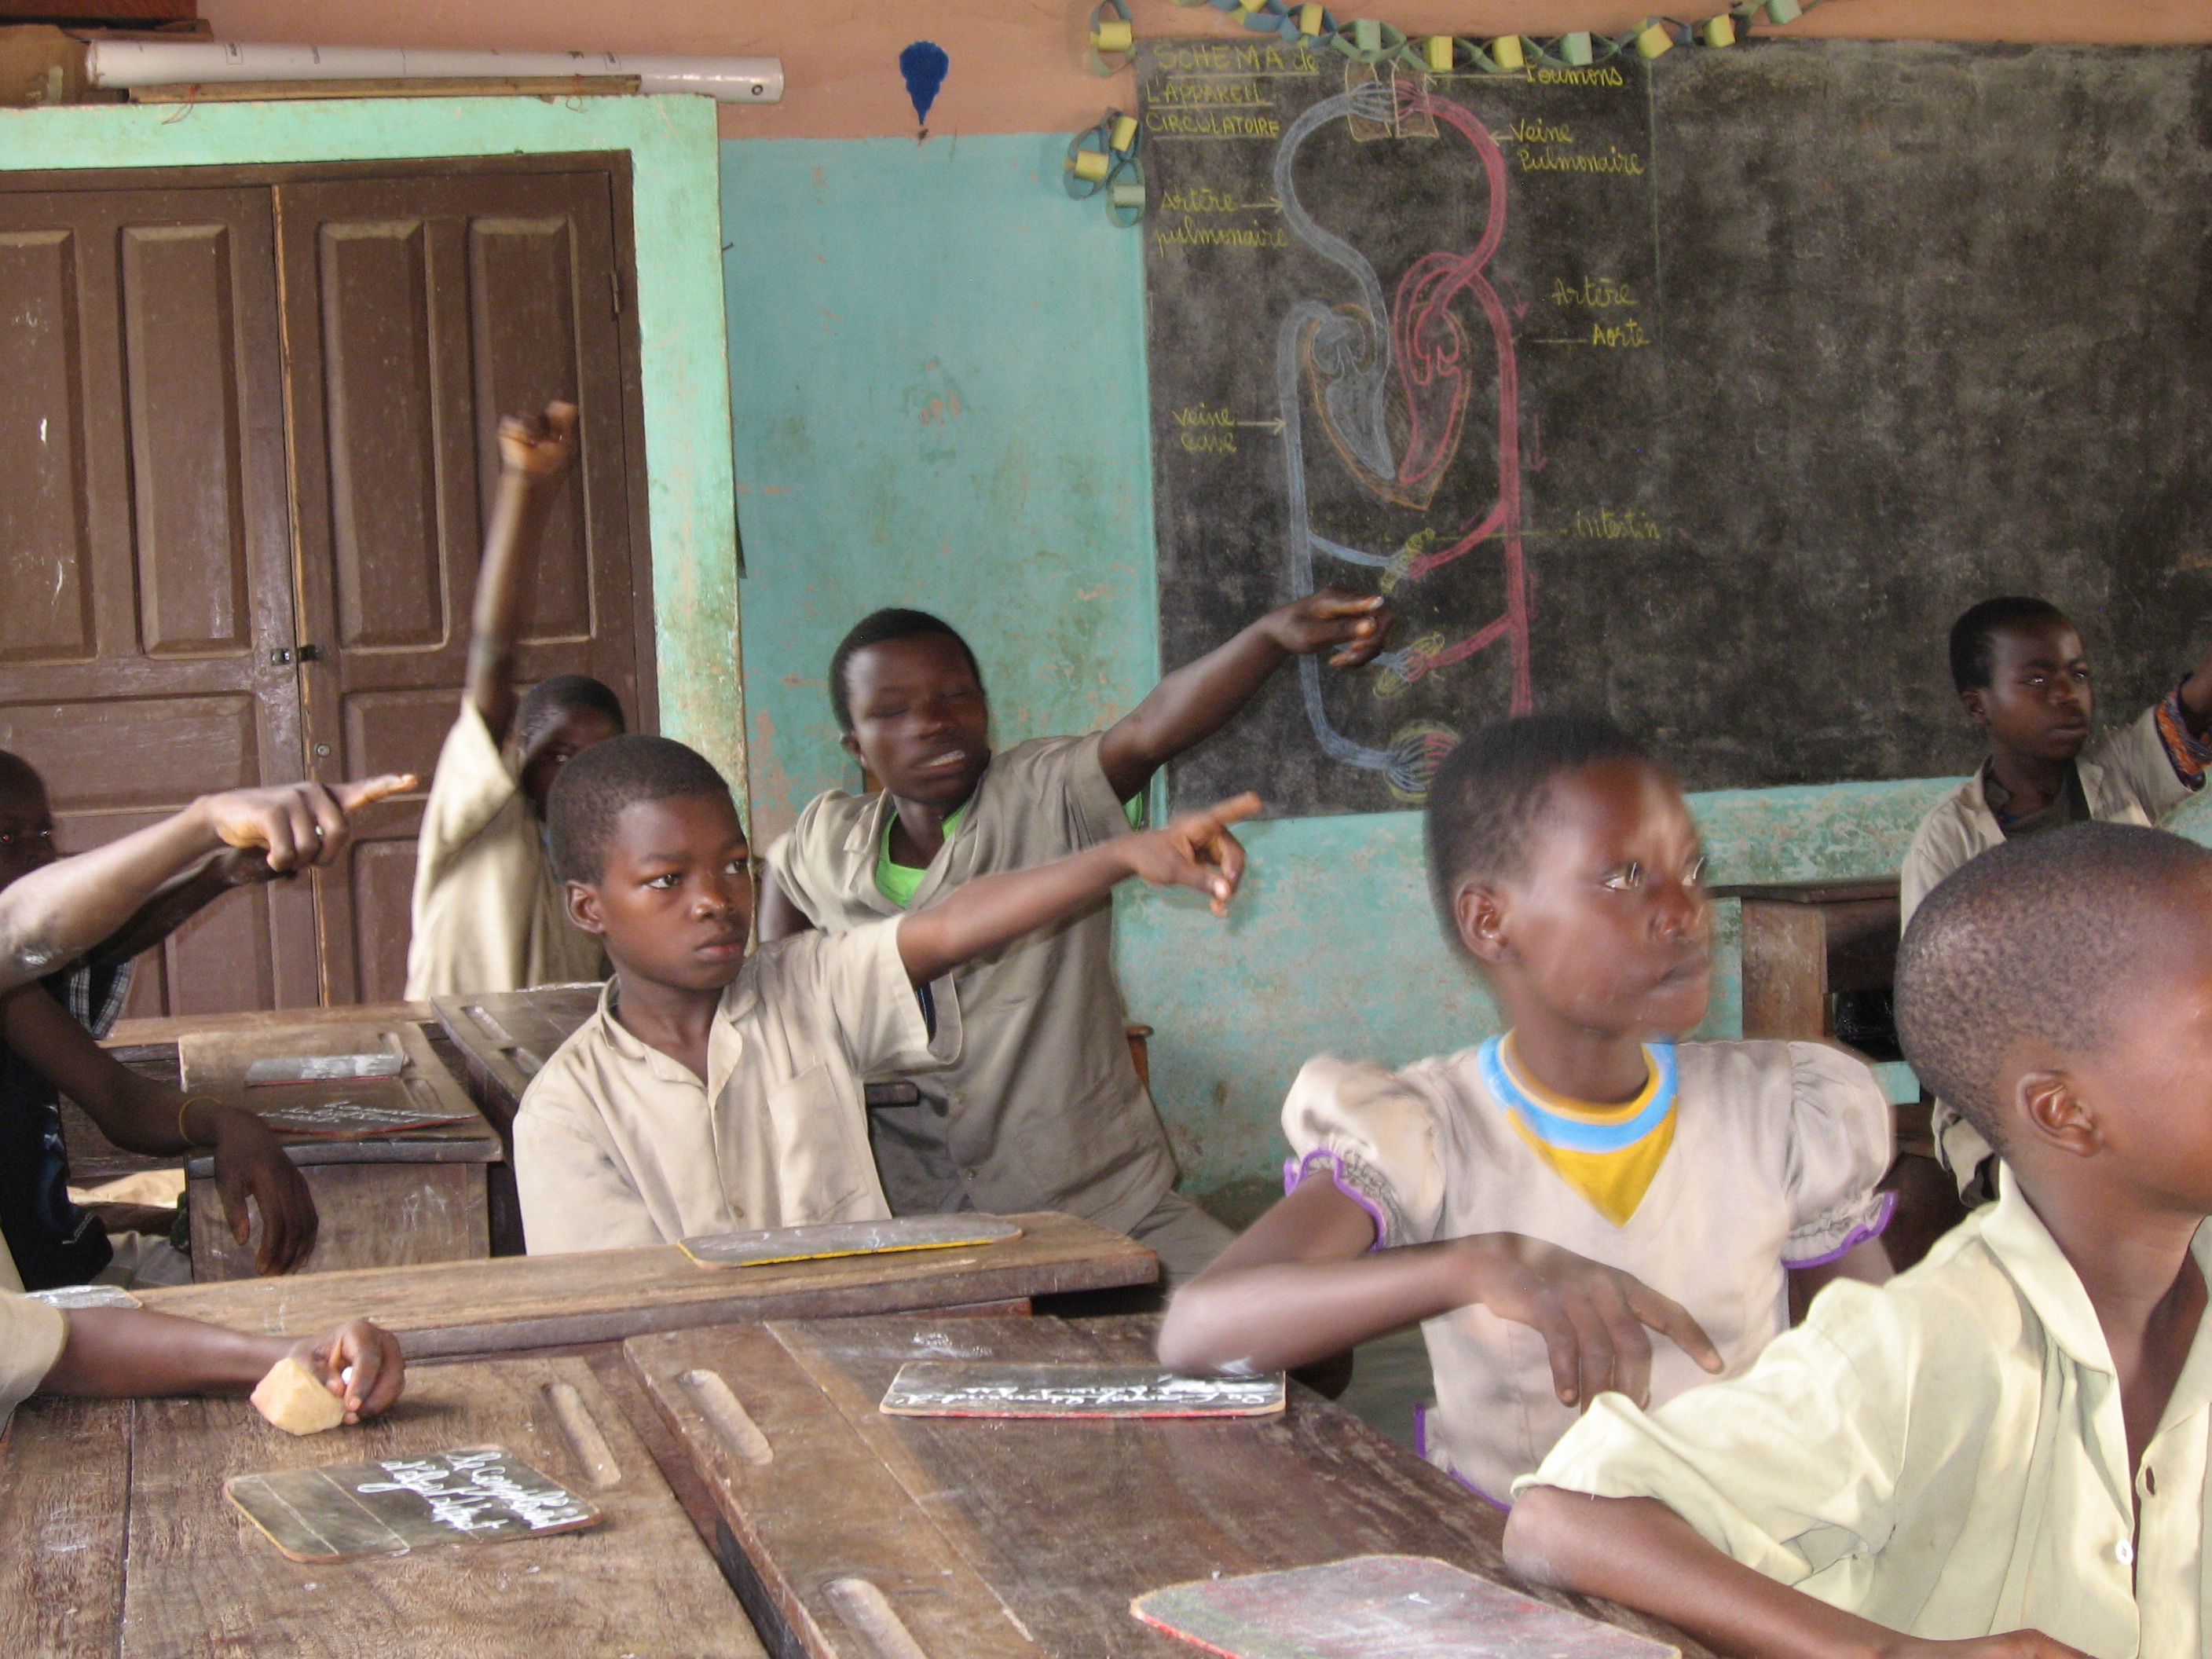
[406,402,621,998]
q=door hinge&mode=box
[270,644,323,665]
[610,266,622,317]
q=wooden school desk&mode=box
[624,1313,1708,1659]
[89,1005,504,1281]
[1712,878,1901,1046]
[0,1354,763,1659]
[137,1212,1159,1359]
[431,985,603,1140]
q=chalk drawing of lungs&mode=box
[1273,73,1532,801]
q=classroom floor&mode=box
[1338,1325,1434,1450]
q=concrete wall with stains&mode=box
[723,128,2212,1214]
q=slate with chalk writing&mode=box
[1142,38,2212,813]
[225,1445,601,1563]
[880,1361,1287,1419]
[1133,1555,1679,1659]
[681,1214,1021,1269]
[251,1101,477,1138]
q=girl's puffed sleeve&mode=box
[1778,1042,1897,1269]
[1280,1055,1450,1249]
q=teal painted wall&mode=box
[723,133,2212,1209]
[0,94,745,797]
[723,135,1161,832]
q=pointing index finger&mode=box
[1202,792,1264,829]
[331,774,418,813]
[1630,1282,1724,1374]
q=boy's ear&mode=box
[1961,687,1991,730]
[1453,882,1512,965]
[566,880,607,936]
[839,731,863,763]
[2014,1067,2103,1159]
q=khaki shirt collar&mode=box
[837,753,999,912]
[592,973,756,1109]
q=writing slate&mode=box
[680,1213,1022,1269]
[1133,1555,1680,1659]
[1140,39,2212,814]
[225,1445,599,1562]
[249,1101,476,1138]
[881,1360,1287,1418]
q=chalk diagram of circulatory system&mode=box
[1271,74,1531,800]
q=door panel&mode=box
[0,228,97,665]
[120,222,255,657]
[279,170,646,1004]
[0,187,314,1018]
[467,215,593,642]
[317,218,446,653]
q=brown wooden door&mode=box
[0,186,319,1016]
[276,169,649,1005]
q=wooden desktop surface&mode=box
[624,1313,1708,1659]
[138,1211,1159,1359]
[0,1356,760,1659]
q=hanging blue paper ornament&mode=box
[899,41,950,137]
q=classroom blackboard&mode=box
[1141,39,2212,815]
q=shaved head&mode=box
[0,752,45,809]
[1895,822,2212,1149]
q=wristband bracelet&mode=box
[176,1095,220,1147]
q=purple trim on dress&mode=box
[1411,1401,1510,1511]
[1781,1188,1898,1270]
[1283,1149,1388,1251]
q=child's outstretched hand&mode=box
[294,1319,405,1424]
[1122,793,1261,917]
[498,400,580,482]
[200,775,416,873]
[1449,1232,1723,1409]
[1263,587,1394,668]
[203,1106,319,1276]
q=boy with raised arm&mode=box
[405,401,625,998]
[1509,822,2212,1659]
[512,734,1255,1253]
[758,594,1391,1282]
[1905,596,2212,1200]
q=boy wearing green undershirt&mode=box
[760,596,1391,1286]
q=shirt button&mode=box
[2116,1540,2136,1566]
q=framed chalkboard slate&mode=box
[1133,1555,1679,1659]
[879,1361,1287,1418]
[1141,39,2212,814]
[225,1445,600,1562]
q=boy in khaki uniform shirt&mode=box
[514,734,1259,1254]
[1510,824,2212,1659]
[760,594,1393,1283]
[406,403,622,1000]
[1901,597,2212,1199]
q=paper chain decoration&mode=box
[1064,94,1148,226]
[1086,0,1821,80]
[1075,0,1825,221]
